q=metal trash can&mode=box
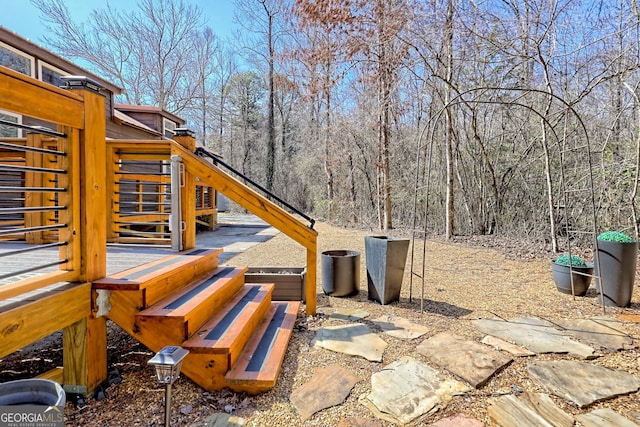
[321,250,360,297]
[0,379,66,406]
[365,236,409,304]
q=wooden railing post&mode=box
[174,129,197,249]
[105,145,118,242]
[24,132,45,244]
[60,77,108,394]
[306,247,317,315]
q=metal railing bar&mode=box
[0,120,65,137]
[0,224,65,236]
[117,230,170,237]
[117,160,166,165]
[116,212,170,216]
[115,171,169,176]
[0,164,66,174]
[0,242,66,258]
[0,186,66,193]
[114,191,170,196]
[0,206,66,214]
[195,146,316,229]
[0,141,65,156]
[115,221,170,226]
[0,259,68,282]
[114,180,168,185]
[115,201,170,206]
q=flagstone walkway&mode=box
[290,310,640,426]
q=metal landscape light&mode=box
[148,346,189,427]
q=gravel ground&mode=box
[2,221,639,426]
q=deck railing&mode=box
[0,68,89,299]
[0,132,72,280]
[105,139,216,246]
[0,65,318,314]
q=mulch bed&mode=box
[2,222,639,426]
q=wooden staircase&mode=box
[93,247,300,394]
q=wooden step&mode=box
[94,247,222,307]
[224,301,300,394]
[135,266,248,347]
[180,283,274,391]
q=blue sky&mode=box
[0,1,237,43]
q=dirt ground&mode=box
[2,221,639,426]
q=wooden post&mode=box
[181,167,196,249]
[24,133,44,244]
[105,145,118,242]
[174,129,197,249]
[61,77,108,394]
[306,247,317,315]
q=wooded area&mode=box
[34,0,640,249]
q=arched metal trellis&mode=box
[408,87,608,314]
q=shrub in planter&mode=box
[551,254,593,296]
[595,231,638,307]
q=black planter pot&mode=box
[321,250,360,297]
[0,379,65,406]
[551,262,593,296]
[595,240,638,307]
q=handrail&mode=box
[174,142,318,315]
[195,146,316,229]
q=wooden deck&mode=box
[0,216,277,308]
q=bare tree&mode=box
[33,0,210,114]
[234,0,284,191]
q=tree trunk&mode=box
[263,2,276,191]
[444,0,455,239]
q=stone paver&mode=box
[481,335,535,357]
[201,413,245,426]
[337,417,384,427]
[361,356,470,425]
[370,315,429,340]
[290,363,359,421]
[311,323,387,362]
[487,392,573,427]
[428,413,484,426]
[417,332,512,388]
[527,360,640,407]
[554,318,633,351]
[576,408,640,427]
[329,308,371,321]
[473,317,597,359]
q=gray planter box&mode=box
[245,267,306,301]
[595,240,638,307]
[365,236,409,305]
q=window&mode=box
[0,110,22,138]
[0,41,34,76]
[163,118,176,139]
[39,62,67,87]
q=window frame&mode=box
[163,118,176,139]
[0,41,35,77]
[39,61,68,87]
[0,109,23,138]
